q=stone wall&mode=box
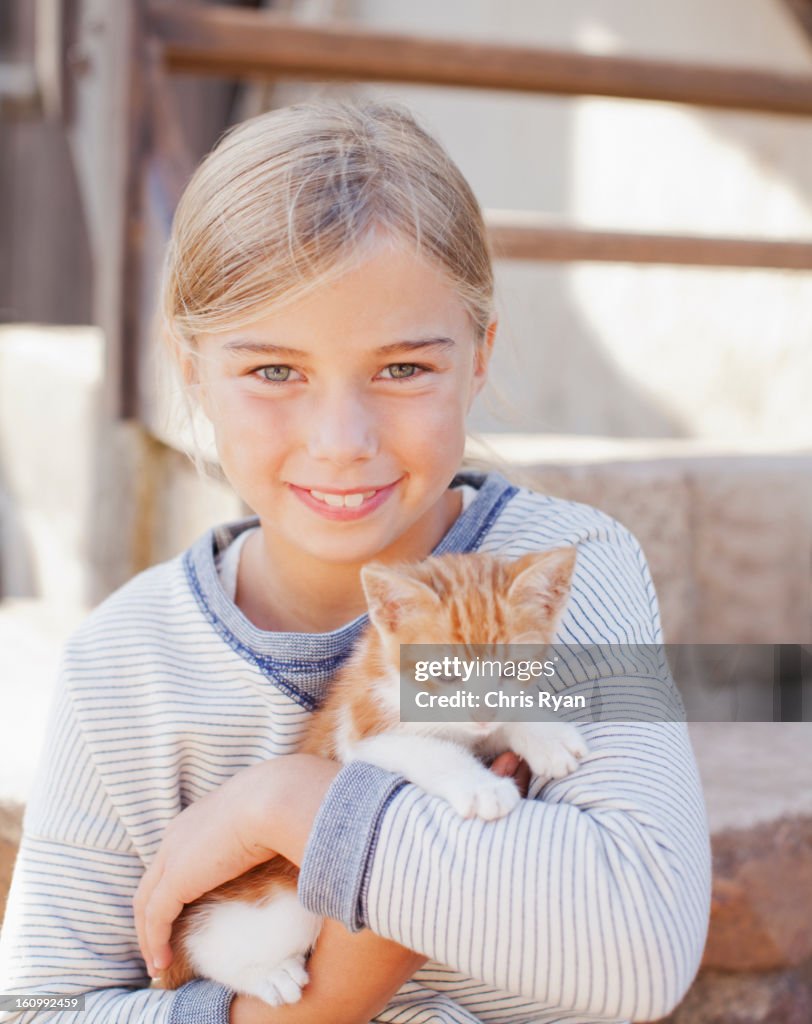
[468,433,812,649]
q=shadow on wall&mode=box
[476,264,690,437]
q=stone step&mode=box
[656,722,812,1022]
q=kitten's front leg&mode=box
[346,732,520,821]
[500,720,589,784]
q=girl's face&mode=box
[190,237,495,570]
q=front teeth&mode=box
[310,490,377,508]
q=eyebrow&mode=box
[222,337,456,357]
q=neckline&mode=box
[216,482,478,604]
[182,470,518,678]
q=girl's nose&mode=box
[306,390,379,464]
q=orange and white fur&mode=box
[158,547,587,1005]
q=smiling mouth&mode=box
[290,479,402,509]
[307,488,379,509]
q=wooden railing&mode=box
[149,3,812,115]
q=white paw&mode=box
[443,773,521,820]
[524,725,589,782]
[247,956,310,1007]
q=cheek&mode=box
[406,390,469,454]
[212,391,293,463]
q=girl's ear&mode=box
[173,340,214,422]
[179,353,197,390]
[470,318,497,403]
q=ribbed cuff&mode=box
[168,979,236,1024]
[297,760,408,932]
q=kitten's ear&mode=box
[361,563,441,635]
[507,547,577,626]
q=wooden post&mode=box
[65,0,150,418]
[35,0,73,121]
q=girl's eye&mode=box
[381,363,423,380]
[255,365,296,383]
[251,363,428,385]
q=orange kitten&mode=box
[158,548,587,1004]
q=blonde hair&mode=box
[157,98,497,469]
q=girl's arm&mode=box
[231,752,528,1024]
[231,753,528,1024]
[291,527,713,1024]
[295,723,710,1023]
[137,753,528,1024]
[3,693,425,1024]
[228,921,427,1024]
[0,674,211,1024]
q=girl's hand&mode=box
[133,760,284,976]
[134,754,341,977]
[489,750,531,798]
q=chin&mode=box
[301,541,387,565]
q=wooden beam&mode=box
[146,3,812,117]
[485,212,812,269]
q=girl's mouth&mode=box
[289,480,400,520]
[308,488,376,508]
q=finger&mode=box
[135,858,170,974]
[134,845,171,970]
[148,905,182,973]
[514,757,532,798]
[133,873,158,977]
[489,751,519,777]
[144,881,185,972]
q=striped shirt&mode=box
[0,470,711,1023]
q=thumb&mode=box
[489,751,520,777]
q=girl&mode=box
[0,100,711,1024]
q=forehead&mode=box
[211,241,473,350]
